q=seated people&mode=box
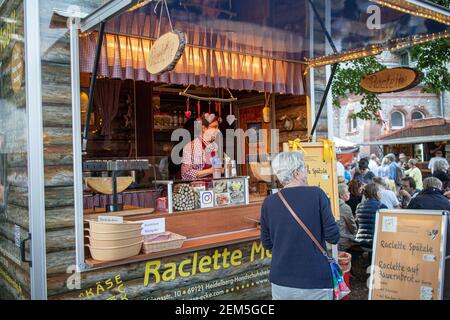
[354,184,388,251]
[408,177,450,211]
[398,177,419,209]
[372,177,400,209]
[337,184,357,252]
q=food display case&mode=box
[153,176,250,214]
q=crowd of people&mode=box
[259,150,449,300]
[336,151,450,261]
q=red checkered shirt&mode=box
[181,137,217,180]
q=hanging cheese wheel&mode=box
[146,30,186,75]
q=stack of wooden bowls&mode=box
[85,219,143,262]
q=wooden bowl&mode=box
[87,242,143,262]
[85,219,141,233]
[85,228,142,241]
[85,176,134,195]
[86,235,143,248]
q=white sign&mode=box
[381,216,397,233]
[14,225,20,248]
[98,216,123,224]
[141,218,166,235]
[200,191,214,208]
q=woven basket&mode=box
[143,232,186,254]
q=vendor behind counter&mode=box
[180,114,220,180]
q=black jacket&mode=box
[354,199,387,249]
[346,195,362,216]
[433,171,450,190]
[407,188,450,211]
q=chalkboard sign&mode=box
[369,210,449,300]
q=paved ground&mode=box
[347,254,371,300]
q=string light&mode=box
[305,30,450,68]
[79,31,92,38]
[127,0,154,12]
[369,0,450,26]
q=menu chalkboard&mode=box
[369,210,449,300]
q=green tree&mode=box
[332,0,450,120]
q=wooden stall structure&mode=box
[367,118,450,178]
[1,0,449,300]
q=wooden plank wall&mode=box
[36,0,111,299]
[0,0,108,300]
[0,0,30,300]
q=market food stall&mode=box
[0,0,449,300]
[361,117,450,177]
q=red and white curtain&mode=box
[79,7,306,95]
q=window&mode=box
[412,111,424,120]
[348,114,357,132]
[391,111,405,130]
[400,52,410,66]
[352,117,357,131]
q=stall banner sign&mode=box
[78,274,127,300]
[142,241,271,300]
[299,142,340,219]
[69,241,271,300]
[369,210,448,300]
[360,67,421,94]
[141,218,166,235]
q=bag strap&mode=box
[277,191,328,257]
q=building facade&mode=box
[334,50,449,157]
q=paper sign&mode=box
[14,225,20,248]
[98,216,123,224]
[141,218,166,235]
[382,216,398,233]
[301,142,340,218]
[200,191,214,208]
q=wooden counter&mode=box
[84,201,263,269]
[85,229,260,268]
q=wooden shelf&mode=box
[154,127,183,132]
[85,229,260,269]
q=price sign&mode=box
[141,218,166,236]
[98,216,123,224]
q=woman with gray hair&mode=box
[407,177,450,211]
[432,158,450,190]
[260,151,340,300]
